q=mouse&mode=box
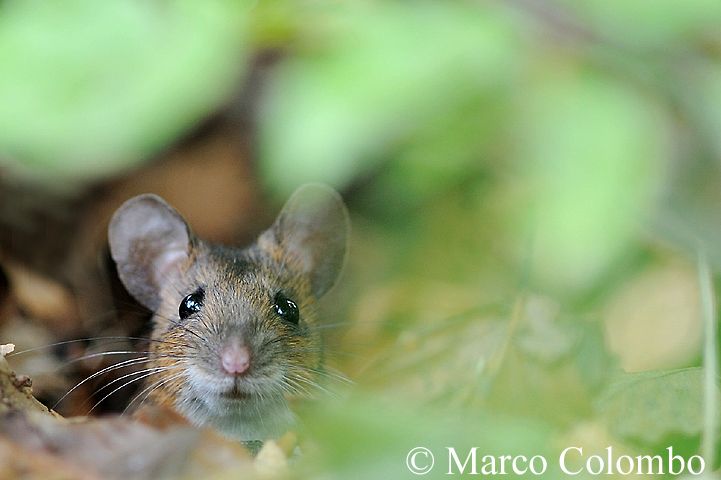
[107,184,349,441]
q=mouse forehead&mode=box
[195,247,276,302]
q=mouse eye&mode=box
[273,293,299,325]
[179,289,204,320]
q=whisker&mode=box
[279,378,307,397]
[52,350,189,374]
[88,367,184,414]
[8,336,188,357]
[288,372,336,397]
[53,356,151,409]
[90,363,186,400]
[302,366,353,384]
[123,371,186,415]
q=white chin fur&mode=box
[176,366,295,441]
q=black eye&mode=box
[273,293,299,325]
[179,289,204,320]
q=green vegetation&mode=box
[1,0,720,477]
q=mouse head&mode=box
[108,184,349,438]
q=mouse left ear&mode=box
[260,184,350,298]
[108,194,194,311]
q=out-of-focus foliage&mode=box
[253,0,721,476]
[1,0,721,478]
[518,72,668,292]
[296,395,558,479]
[254,0,683,295]
[598,368,712,444]
[561,0,721,46]
[259,2,520,197]
[0,0,248,185]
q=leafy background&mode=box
[0,0,720,478]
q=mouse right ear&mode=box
[260,184,350,298]
[108,194,193,311]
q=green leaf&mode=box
[562,0,721,47]
[597,368,715,444]
[0,0,248,186]
[297,394,556,480]
[258,1,521,196]
[517,69,670,294]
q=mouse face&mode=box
[108,185,349,440]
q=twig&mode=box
[697,245,718,467]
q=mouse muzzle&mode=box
[220,341,251,376]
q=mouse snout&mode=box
[220,341,251,376]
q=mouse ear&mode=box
[108,194,193,311]
[261,184,350,298]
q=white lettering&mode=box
[529,455,548,475]
[480,455,496,475]
[636,455,663,474]
[559,447,583,475]
[668,447,685,475]
[687,455,705,475]
[447,447,477,475]
[586,455,604,475]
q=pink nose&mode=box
[221,343,251,375]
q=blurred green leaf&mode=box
[597,368,714,444]
[298,394,557,480]
[0,0,248,186]
[562,0,721,47]
[518,69,670,293]
[259,1,522,196]
[574,319,617,394]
